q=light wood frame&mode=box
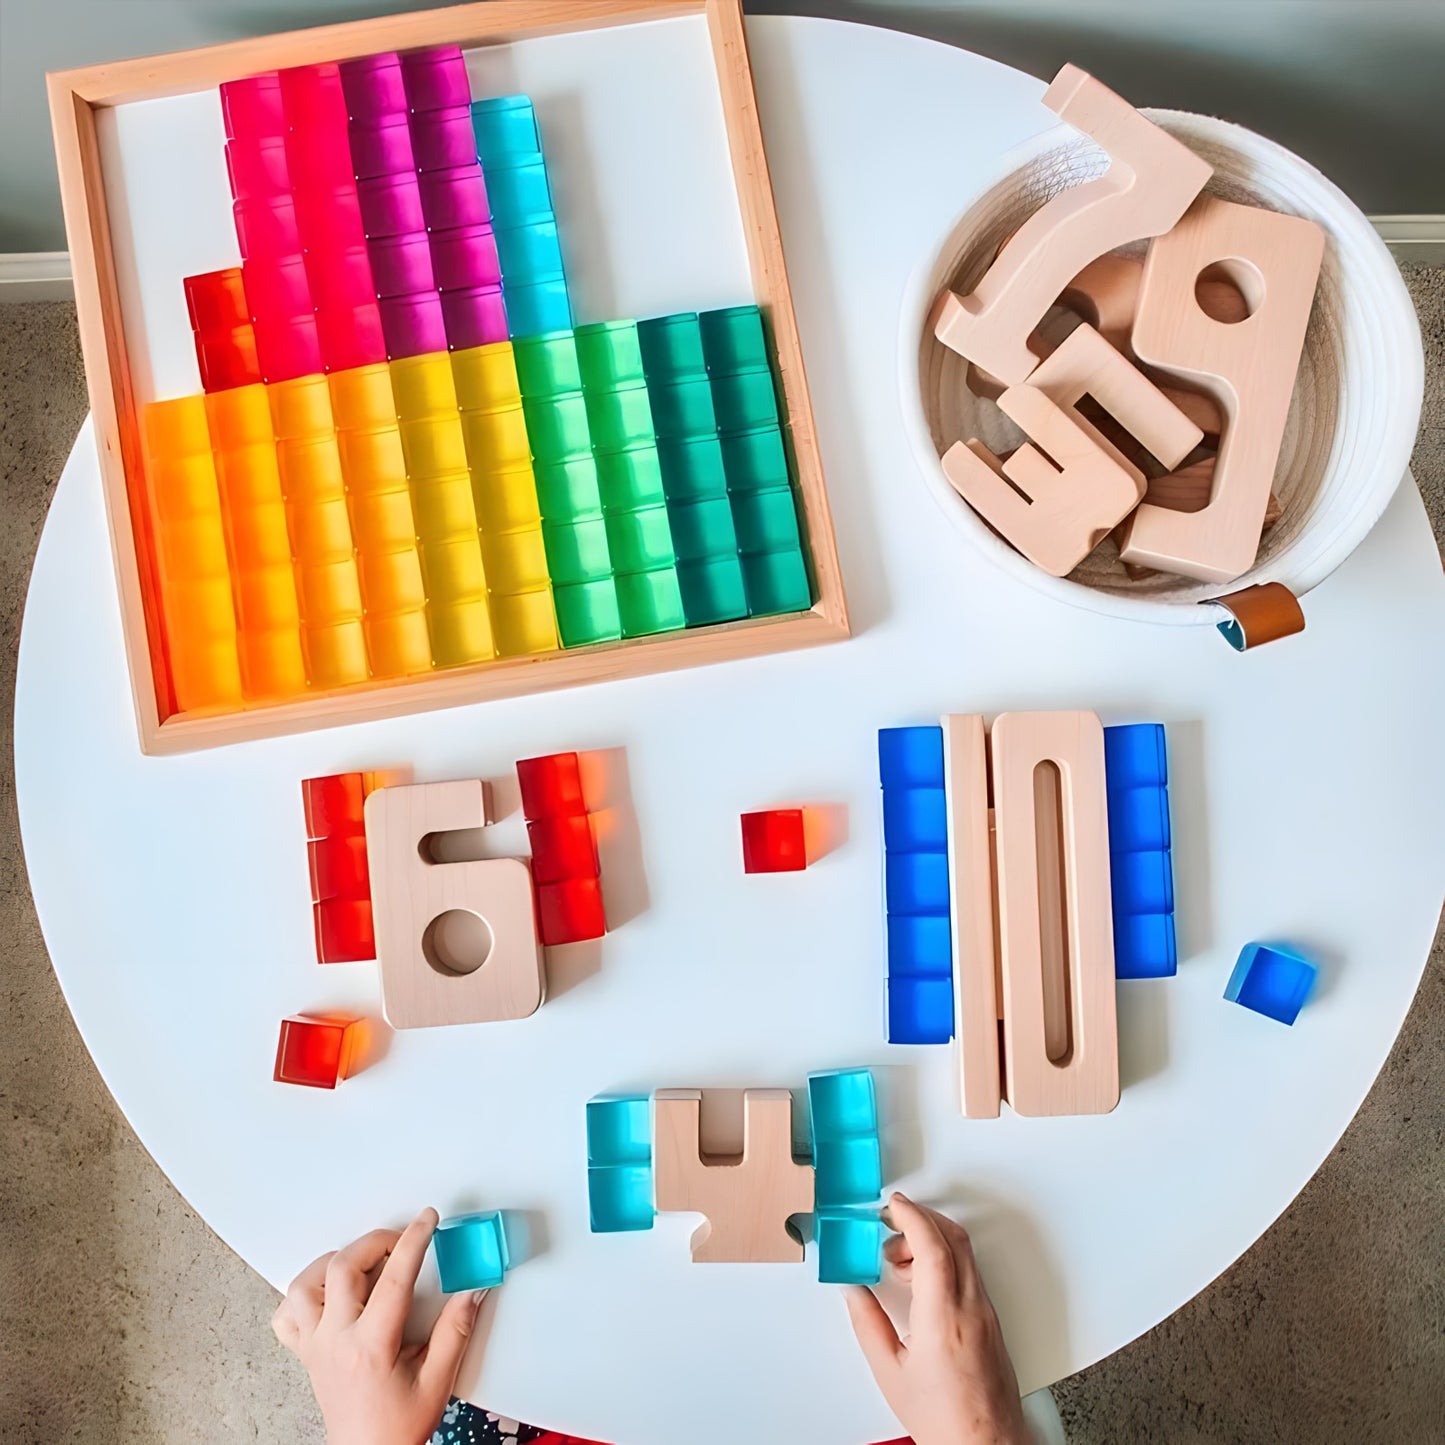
[48,0,848,755]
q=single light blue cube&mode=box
[588,1164,654,1233]
[433,1211,509,1293]
[815,1136,884,1210]
[817,1209,887,1285]
[1225,942,1318,1025]
[471,96,541,161]
[808,1068,878,1142]
[878,726,944,789]
[586,1095,651,1165]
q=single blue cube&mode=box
[1225,942,1318,1025]
[814,1136,883,1210]
[433,1211,510,1292]
[807,1068,878,1142]
[887,975,954,1044]
[817,1209,887,1285]
[878,726,944,790]
[885,850,951,915]
[588,1164,654,1233]
[882,785,948,853]
[586,1095,651,1165]
[887,913,952,976]
[1111,848,1174,917]
[1114,912,1178,979]
[1103,723,1167,789]
[1108,785,1171,853]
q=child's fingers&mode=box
[283,1250,335,1334]
[361,1208,440,1356]
[884,1193,960,1321]
[324,1228,404,1322]
[844,1286,904,1382]
[271,1298,302,1353]
[931,1211,985,1302]
[416,1289,487,1406]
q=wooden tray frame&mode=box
[47,0,848,755]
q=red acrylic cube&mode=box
[516,752,585,820]
[741,809,807,873]
[537,876,607,947]
[527,814,599,887]
[313,896,375,964]
[274,1013,359,1089]
[302,773,376,963]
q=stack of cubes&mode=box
[472,95,572,339]
[453,343,559,656]
[302,771,376,963]
[809,1069,887,1284]
[585,1095,655,1233]
[185,268,260,392]
[1102,724,1177,978]
[516,751,607,946]
[878,726,956,1044]
[205,384,307,699]
[139,397,244,711]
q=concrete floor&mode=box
[1,272,1441,1443]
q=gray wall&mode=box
[3,0,1442,253]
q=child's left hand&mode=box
[272,1207,486,1445]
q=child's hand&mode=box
[846,1193,1029,1445]
[272,1208,486,1445]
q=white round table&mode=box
[17,17,1445,1445]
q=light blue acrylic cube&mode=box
[433,1211,509,1292]
[1225,943,1318,1025]
[586,1095,655,1232]
[816,1208,887,1285]
[1103,723,1178,979]
[808,1068,882,1210]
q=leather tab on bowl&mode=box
[1208,582,1304,650]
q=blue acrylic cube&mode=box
[878,726,945,789]
[886,851,951,915]
[586,1095,655,1233]
[887,976,955,1044]
[433,1211,510,1292]
[882,785,948,853]
[1225,942,1318,1025]
[1103,723,1178,980]
[816,1208,887,1285]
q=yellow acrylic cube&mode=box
[427,598,495,668]
[400,415,470,478]
[490,587,559,657]
[461,405,532,472]
[410,474,480,541]
[473,466,544,533]
[329,364,398,432]
[452,342,521,413]
[391,353,459,419]
[483,527,551,594]
[144,394,211,458]
[268,374,335,441]
[206,384,273,450]
[365,608,433,678]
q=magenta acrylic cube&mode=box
[279,63,349,133]
[410,105,479,171]
[400,45,472,112]
[428,224,501,291]
[358,173,425,239]
[367,232,436,298]
[224,137,289,201]
[234,197,302,260]
[339,52,406,117]
[440,285,509,350]
[221,74,285,140]
[418,164,490,231]
[379,291,448,359]
[348,115,416,179]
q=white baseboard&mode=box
[0,251,73,302]
[0,217,1441,304]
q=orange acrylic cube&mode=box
[274,1013,360,1089]
[741,808,807,873]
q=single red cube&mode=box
[307,833,371,901]
[741,809,807,873]
[302,772,367,840]
[517,752,585,820]
[527,814,599,887]
[185,267,251,333]
[536,876,607,946]
[313,896,375,963]
[274,1014,357,1089]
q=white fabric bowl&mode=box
[899,109,1423,625]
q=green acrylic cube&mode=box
[542,516,613,584]
[669,496,738,563]
[605,504,676,573]
[575,321,647,388]
[743,546,812,616]
[533,455,603,520]
[677,555,748,625]
[731,486,803,555]
[553,577,623,646]
[646,377,716,441]
[596,446,667,511]
[522,394,592,464]
[615,567,687,637]
[720,425,791,494]
[585,385,657,453]
[637,312,706,377]
[656,435,728,502]
[711,367,780,434]
[513,333,582,396]
[699,305,770,374]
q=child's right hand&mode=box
[845,1193,1030,1445]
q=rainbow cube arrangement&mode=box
[140,45,813,716]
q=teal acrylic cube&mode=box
[699,305,769,374]
[637,312,706,377]
[743,546,813,615]
[471,96,541,162]
[433,1210,510,1292]
[586,1095,655,1233]
[808,1068,882,1210]
[711,367,780,434]
[720,425,791,494]
[497,218,566,285]
[647,377,717,441]
[596,446,667,511]
[553,578,623,646]
[731,486,802,555]
[676,555,748,625]
[506,280,573,339]
[1225,942,1318,1025]
[615,568,687,638]
[809,1068,879,1142]
[816,1209,886,1285]
[488,160,554,225]
[522,394,592,464]
[656,435,729,502]
[669,496,738,563]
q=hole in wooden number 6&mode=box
[423,908,494,977]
